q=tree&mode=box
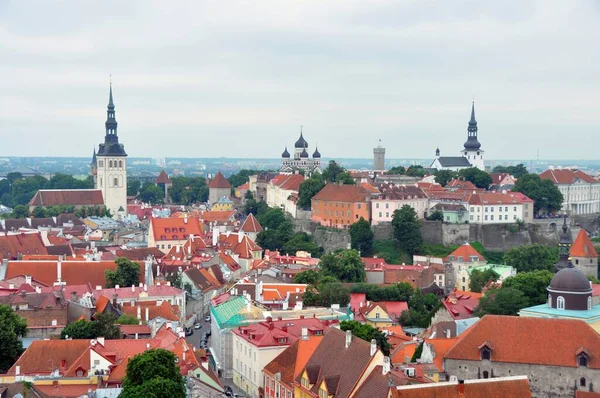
[386,166,405,175]
[294,270,321,285]
[426,211,444,221]
[317,282,350,307]
[349,217,374,256]
[11,205,29,219]
[138,182,165,204]
[6,172,23,184]
[127,179,141,196]
[475,288,529,316]
[61,313,120,339]
[458,167,492,189]
[243,198,269,216]
[116,314,141,325]
[166,272,182,289]
[282,232,323,257]
[31,206,46,218]
[504,244,557,272]
[406,165,427,177]
[434,170,458,187]
[228,169,260,188]
[469,269,499,293]
[492,164,529,178]
[400,289,441,328]
[105,258,141,288]
[340,320,392,356]
[61,319,94,339]
[392,205,422,255]
[502,270,554,306]
[121,349,186,398]
[0,305,27,373]
[319,250,366,283]
[257,208,287,230]
[322,161,346,183]
[513,173,563,214]
[297,175,325,210]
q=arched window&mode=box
[109,160,113,168]
[482,371,489,379]
[588,296,592,310]
[114,177,118,187]
[548,294,552,307]
[119,160,123,168]
[557,296,565,310]
[581,377,587,387]
[579,355,588,367]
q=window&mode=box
[580,355,588,367]
[99,160,104,167]
[119,160,123,168]
[358,204,361,209]
[386,203,389,209]
[557,296,565,310]
[499,207,502,212]
[548,294,552,306]
[470,215,474,221]
[505,207,508,211]
[375,313,380,319]
[505,215,508,220]
[485,215,488,221]
[379,212,382,217]
[386,212,389,218]
[513,215,517,220]
[319,388,328,398]
[301,377,310,388]
[482,370,489,379]
[114,177,118,187]
[514,206,517,211]
[376,203,379,208]
[462,277,466,283]
[490,207,494,212]
[77,369,84,377]
[481,347,491,361]
[485,207,488,212]
[581,377,587,387]
[109,160,113,168]
[491,215,494,221]
[470,207,474,212]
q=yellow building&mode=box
[356,301,408,328]
[211,196,234,211]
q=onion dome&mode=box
[295,131,308,148]
[313,146,321,158]
[281,146,290,158]
[300,147,309,158]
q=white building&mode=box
[467,192,533,225]
[92,84,128,216]
[371,184,428,224]
[540,168,600,215]
[265,174,305,217]
[280,128,322,174]
[431,102,485,171]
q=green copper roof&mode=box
[210,296,248,328]
[466,263,514,277]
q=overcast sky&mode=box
[1,0,599,160]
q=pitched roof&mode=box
[540,168,598,184]
[360,182,380,194]
[447,179,477,190]
[571,229,598,258]
[376,184,427,200]
[423,338,458,371]
[277,174,305,191]
[436,157,471,167]
[312,183,369,203]
[122,300,180,322]
[263,336,324,388]
[34,384,99,397]
[150,216,203,241]
[240,213,263,233]
[184,267,222,293]
[200,210,236,223]
[468,192,520,206]
[261,284,308,302]
[114,247,165,260]
[445,315,600,368]
[209,172,232,189]
[444,243,485,263]
[155,170,172,184]
[295,328,376,398]
[442,290,483,320]
[391,376,531,398]
[234,235,262,259]
[29,189,104,207]
[0,232,48,260]
[6,340,91,375]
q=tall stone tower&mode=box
[95,83,128,216]
[373,140,385,171]
[461,102,485,170]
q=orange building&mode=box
[311,184,370,228]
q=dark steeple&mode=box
[90,147,97,166]
[312,145,321,158]
[282,146,290,158]
[97,81,127,157]
[556,215,573,272]
[295,126,308,149]
[463,102,481,150]
[435,147,440,157]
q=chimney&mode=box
[345,330,352,348]
[71,292,78,302]
[157,264,160,277]
[382,357,391,375]
[96,285,102,291]
[143,284,148,292]
[15,365,20,375]
[146,343,151,350]
[135,333,139,339]
[145,306,149,321]
[238,232,243,244]
[35,286,41,293]
[137,305,141,320]
[370,339,377,356]
[115,284,120,289]
[458,379,465,394]
[97,337,105,346]
[184,216,188,224]
[8,283,14,289]
[25,275,32,285]
[301,327,308,340]
[112,294,118,308]
[131,285,135,292]
[446,329,451,339]
[57,260,62,282]
[268,322,274,330]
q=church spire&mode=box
[90,147,97,166]
[105,81,118,138]
[556,214,573,271]
[463,101,481,150]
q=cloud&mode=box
[0,0,599,159]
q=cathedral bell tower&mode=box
[462,102,485,170]
[95,82,128,217]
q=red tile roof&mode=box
[234,235,262,259]
[29,189,104,207]
[208,172,232,189]
[540,168,598,184]
[447,179,477,190]
[446,315,600,368]
[312,183,369,203]
[150,217,203,241]
[391,376,531,397]
[442,290,483,320]
[118,324,152,335]
[571,229,598,258]
[444,243,485,263]
[240,213,263,233]
[200,210,236,223]
[468,192,521,205]
[34,384,98,397]
[506,191,534,203]
[122,301,180,322]
[155,170,172,184]
[277,174,305,191]
[0,232,48,260]
[360,182,380,194]
[6,339,91,375]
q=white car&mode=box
[194,323,201,329]
[205,315,211,322]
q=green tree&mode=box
[121,349,186,398]
[458,167,492,189]
[322,161,346,183]
[317,282,350,307]
[61,319,94,339]
[116,314,140,325]
[475,288,529,316]
[411,342,424,362]
[243,198,269,216]
[127,179,141,196]
[434,170,458,187]
[169,176,208,205]
[297,174,325,210]
[504,244,557,272]
[105,258,141,288]
[349,217,374,256]
[392,205,422,255]
[386,166,405,175]
[198,186,209,202]
[166,272,183,289]
[138,182,165,204]
[0,305,27,373]
[11,205,29,219]
[406,165,427,177]
[492,164,529,178]
[31,206,46,218]
[282,233,323,257]
[469,269,499,293]
[340,320,392,356]
[90,312,121,339]
[319,250,366,283]
[513,173,563,214]
[502,270,554,306]
[293,270,321,285]
[399,289,441,327]
[228,169,260,188]
[6,172,23,184]
[257,208,286,230]
[426,211,444,221]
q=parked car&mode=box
[185,328,193,336]
[205,315,211,322]
[194,323,201,329]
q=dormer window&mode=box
[278,338,287,344]
[180,228,185,232]
[319,388,328,398]
[301,376,310,388]
[578,353,589,367]
[165,228,171,233]
[479,342,492,361]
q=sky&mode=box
[1,0,599,160]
